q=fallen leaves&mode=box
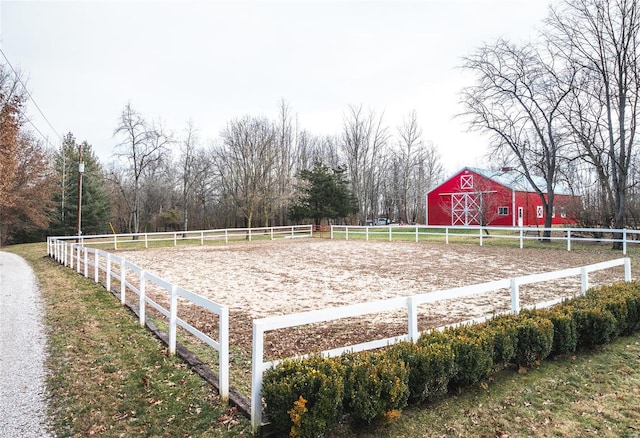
[218,406,241,429]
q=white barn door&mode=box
[451,193,481,226]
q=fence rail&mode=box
[47,225,313,252]
[330,224,640,254]
[47,236,231,403]
[250,257,632,432]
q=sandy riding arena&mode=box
[117,239,628,358]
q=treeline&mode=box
[105,101,444,237]
[6,0,640,245]
[459,0,640,247]
[0,84,445,244]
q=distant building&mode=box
[426,167,579,227]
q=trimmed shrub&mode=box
[586,287,629,336]
[262,355,344,437]
[541,307,578,356]
[483,314,518,370]
[389,341,455,404]
[340,351,409,425]
[513,315,554,368]
[571,303,618,349]
[621,286,640,334]
[419,325,494,390]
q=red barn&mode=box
[426,167,579,227]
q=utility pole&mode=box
[77,144,84,238]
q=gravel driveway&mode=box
[0,251,52,437]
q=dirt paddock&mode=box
[117,238,629,359]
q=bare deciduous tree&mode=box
[113,103,172,234]
[394,110,444,223]
[215,116,277,229]
[460,39,574,238]
[546,0,640,248]
[178,120,212,232]
[341,105,389,224]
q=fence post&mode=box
[76,245,81,273]
[145,233,148,249]
[139,270,146,327]
[219,306,230,405]
[445,227,449,245]
[625,257,632,282]
[251,322,265,434]
[415,226,419,243]
[84,248,89,277]
[94,251,99,283]
[174,232,177,247]
[346,226,349,240]
[225,229,228,243]
[106,253,111,291]
[249,228,252,242]
[407,296,419,342]
[365,226,369,241]
[169,285,178,355]
[389,226,392,242]
[567,229,571,252]
[201,231,204,245]
[580,266,588,295]
[623,229,627,255]
[479,227,483,247]
[120,260,126,304]
[510,278,520,314]
[519,227,523,249]
[114,234,118,250]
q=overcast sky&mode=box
[2,0,555,173]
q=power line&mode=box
[0,47,63,143]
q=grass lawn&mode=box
[5,241,640,437]
[6,243,251,437]
[327,334,640,437]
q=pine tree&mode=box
[289,161,358,225]
[49,133,111,236]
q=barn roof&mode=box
[463,167,574,196]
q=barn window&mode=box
[560,208,567,218]
[498,206,509,215]
[552,206,556,218]
[536,205,544,218]
[460,174,473,189]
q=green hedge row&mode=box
[262,281,640,437]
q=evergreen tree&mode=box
[50,133,111,236]
[289,161,358,225]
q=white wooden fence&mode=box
[330,225,640,255]
[48,224,313,252]
[46,225,635,434]
[250,257,632,432]
[47,237,231,403]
